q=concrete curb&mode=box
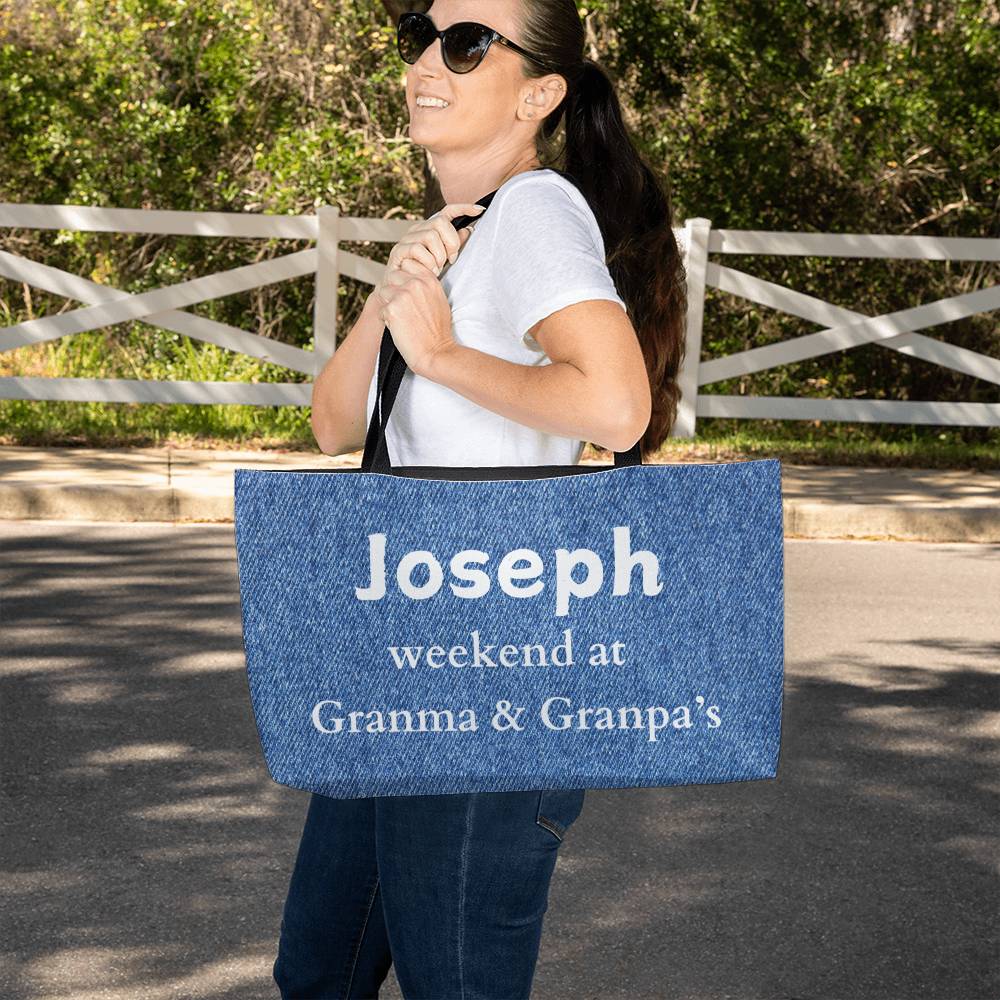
[782,501,998,543]
[2,486,997,541]
[0,447,997,542]
[0,483,234,524]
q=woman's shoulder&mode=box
[492,167,588,212]
[485,168,602,245]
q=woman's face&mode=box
[404,0,538,156]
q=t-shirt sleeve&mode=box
[490,180,628,353]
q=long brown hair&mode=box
[511,0,687,455]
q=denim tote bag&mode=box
[233,181,786,799]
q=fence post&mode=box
[673,216,712,439]
[313,204,341,378]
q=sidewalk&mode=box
[0,444,996,542]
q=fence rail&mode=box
[1,202,998,437]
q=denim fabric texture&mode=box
[271,787,587,998]
[232,459,785,799]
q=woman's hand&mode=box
[375,257,459,379]
[373,201,485,378]
[376,202,485,292]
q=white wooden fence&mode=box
[1,202,997,437]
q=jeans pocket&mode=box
[535,788,586,842]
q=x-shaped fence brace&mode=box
[0,204,997,435]
[675,220,999,435]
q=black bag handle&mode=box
[360,170,642,474]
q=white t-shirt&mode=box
[365,167,628,466]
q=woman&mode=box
[275,1,687,996]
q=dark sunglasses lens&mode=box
[443,22,491,73]
[397,14,435,64]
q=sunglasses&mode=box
[396,11,556,75]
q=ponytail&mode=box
[520,6,688,455]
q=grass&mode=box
[0,329,997,470]
[2,402,996,471]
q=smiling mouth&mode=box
[415,102,451,111]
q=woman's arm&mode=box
[310,290,384,456]
[421,298,651,454]
[311,202,485,457]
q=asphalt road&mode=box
[2,523,997,1000]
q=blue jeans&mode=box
[272,787,586,999]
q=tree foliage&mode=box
[0,0,996,445]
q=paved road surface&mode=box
[2,522,997,1000]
